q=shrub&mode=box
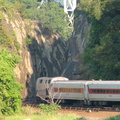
[0,49,23,115]
[39,104,61,114]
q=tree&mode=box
[0,49,23,115]
[79,0,115,20]
[37,1,72,40]
[81,0,120,79]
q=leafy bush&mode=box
[104,115,120,120]
[39,104,61,114]
[0,49,23,115]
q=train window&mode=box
[116,90,118,93]
[105,90,107,93]
[93,90,97,93]
[113,90,116,93]
[48,79,51,84]
[115,90,118,93]
[102,90,104,93]
[60,88,62,92]
[68,89,70,92]
[99,90,101,93]
[59,88,61,92]
[110,90,112,93]
[96,90,99,93]
[107,90,109,93]
[61,88,64,92]
[90,89,120,94]
[79,89,82,92]
[67,89,69,92]
[53,88,83,93]
[72,89,76,92]
[76,89,78,92]
[40,80,43,83]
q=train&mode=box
[36,77,120,106]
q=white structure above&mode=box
[38,0,77,24]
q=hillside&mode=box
[0,0,120,115]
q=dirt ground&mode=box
[30,106,120,120]
[59,109,120,120]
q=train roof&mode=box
[53,80,90,84]
[37,76,69,82]
[53,80,120,85]
[87,80,120,84]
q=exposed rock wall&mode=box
[66,10,89,79]
[2,12,68,98]
[68,11,89,59]
[2,9,89,98]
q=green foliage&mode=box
[104,115,120,120]
[1,0,72,40]
[0,11,4,19]
[82,0,120,79]
[0,23,20,49]
[0,0,7,10]
[23,1,72,40]
[0,0,15,17]
[0,49,23,115]
[78,0,115,20]
[74,117,86,120]
[37,2,71,40]
[0,24,11,47]
[39,104,61,114]
[25,37,32,45]
[5,112,79,120]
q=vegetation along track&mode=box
[22,98,120,112]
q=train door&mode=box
[84,82,90,105]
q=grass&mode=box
[2,105,82,120]
[4,114,120,120]
[104,115,120,120]
[2,105,120,120]
[4,113,82,120]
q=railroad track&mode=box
[61,106,120,112]
[22,99,120,112]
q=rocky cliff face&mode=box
[68,11,89,60]
[2,9,89,98]
[66,10,89,79]
[2,12,68,98]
